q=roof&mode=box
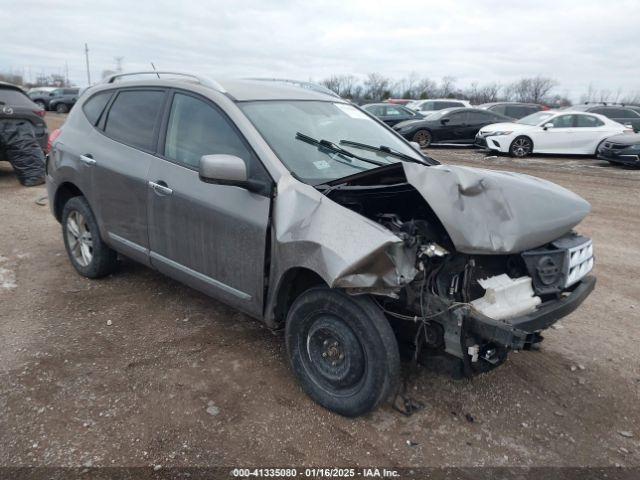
[0,81,24,91]
[479,102,540,107]
[96,72,341,102]
[221,79,340,101]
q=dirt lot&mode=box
[0,113,639,469]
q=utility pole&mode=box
[65,62,69,86]
[84,43,91,85]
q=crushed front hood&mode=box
[403,163,591,254]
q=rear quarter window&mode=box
[103,90,165,151]
[82,91,114,126]
[0,88,35,107]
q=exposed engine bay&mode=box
[321,164,596,376]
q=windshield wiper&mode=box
[295,132,387,167]
[339,139,430,165]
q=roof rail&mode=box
[102,71,226,93]
[583,101,631,107]
[248,78,341,98]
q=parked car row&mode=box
[28,87,80,113]
[360,99,639,165]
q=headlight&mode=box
[485,131,513,137]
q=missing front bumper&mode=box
[465,275,596,350]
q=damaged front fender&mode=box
[264,174,418,325]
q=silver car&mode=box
[47,72,596,416]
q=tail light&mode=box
[47,128,62,153]
[34,109,46,118]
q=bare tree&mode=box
[464,82,502,104]
[363,73,391,101]
[506,76,557,103]
[438,76,457,98]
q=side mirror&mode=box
[440,118,450,125]
[200,154,247,183]
[199,154,269,194]
[409,141,422,150]
[543,122,554,130]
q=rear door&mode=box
[89,88,167,264]
[465,111,498,141]
[437,111,468,142]
[147,90,272,317]
[573,114,609,153]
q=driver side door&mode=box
[147,91,272,317]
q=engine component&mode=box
[470,274,541,320]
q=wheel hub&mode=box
[305,316,365,391]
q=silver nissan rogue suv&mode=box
[47,72,596,417]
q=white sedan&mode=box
[475,111,631,157]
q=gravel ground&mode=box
[0,113,638,469]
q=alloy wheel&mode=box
[66,210,93,267]
[512,137,532,157]
[413,130,432,148]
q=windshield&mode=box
[240,100,425,184]
[517,111,555,125]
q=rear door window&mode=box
[103,90,165,151]
[82,91,113,126]
[575,115,604,127]
[467,111,494,123]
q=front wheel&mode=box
[509,136,533,157]
[285,288,400,417]
[412,129,432,148]
[55,103,69,114]
[62,196,118,278]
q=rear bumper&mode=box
[465,275,596,350]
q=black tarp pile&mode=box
[0,119,46,186]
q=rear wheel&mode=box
[55,103,69,114]
[412,129,432,148]
[509,136,533,157]
[286,287,400,417]
[62,196,117,278]
[34,100,46,110]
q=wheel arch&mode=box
[266,266,328,329]
[53,182,86,222]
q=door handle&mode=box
[80,154,96,166]
[148,180,173,196]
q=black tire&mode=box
[285,287,400,417]
[61,196,117,278]
[412,129,432,148]
[594,139,606,157]
[55,103,69,114]
[509,135,533,157]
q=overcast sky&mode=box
[2,0,639,99]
